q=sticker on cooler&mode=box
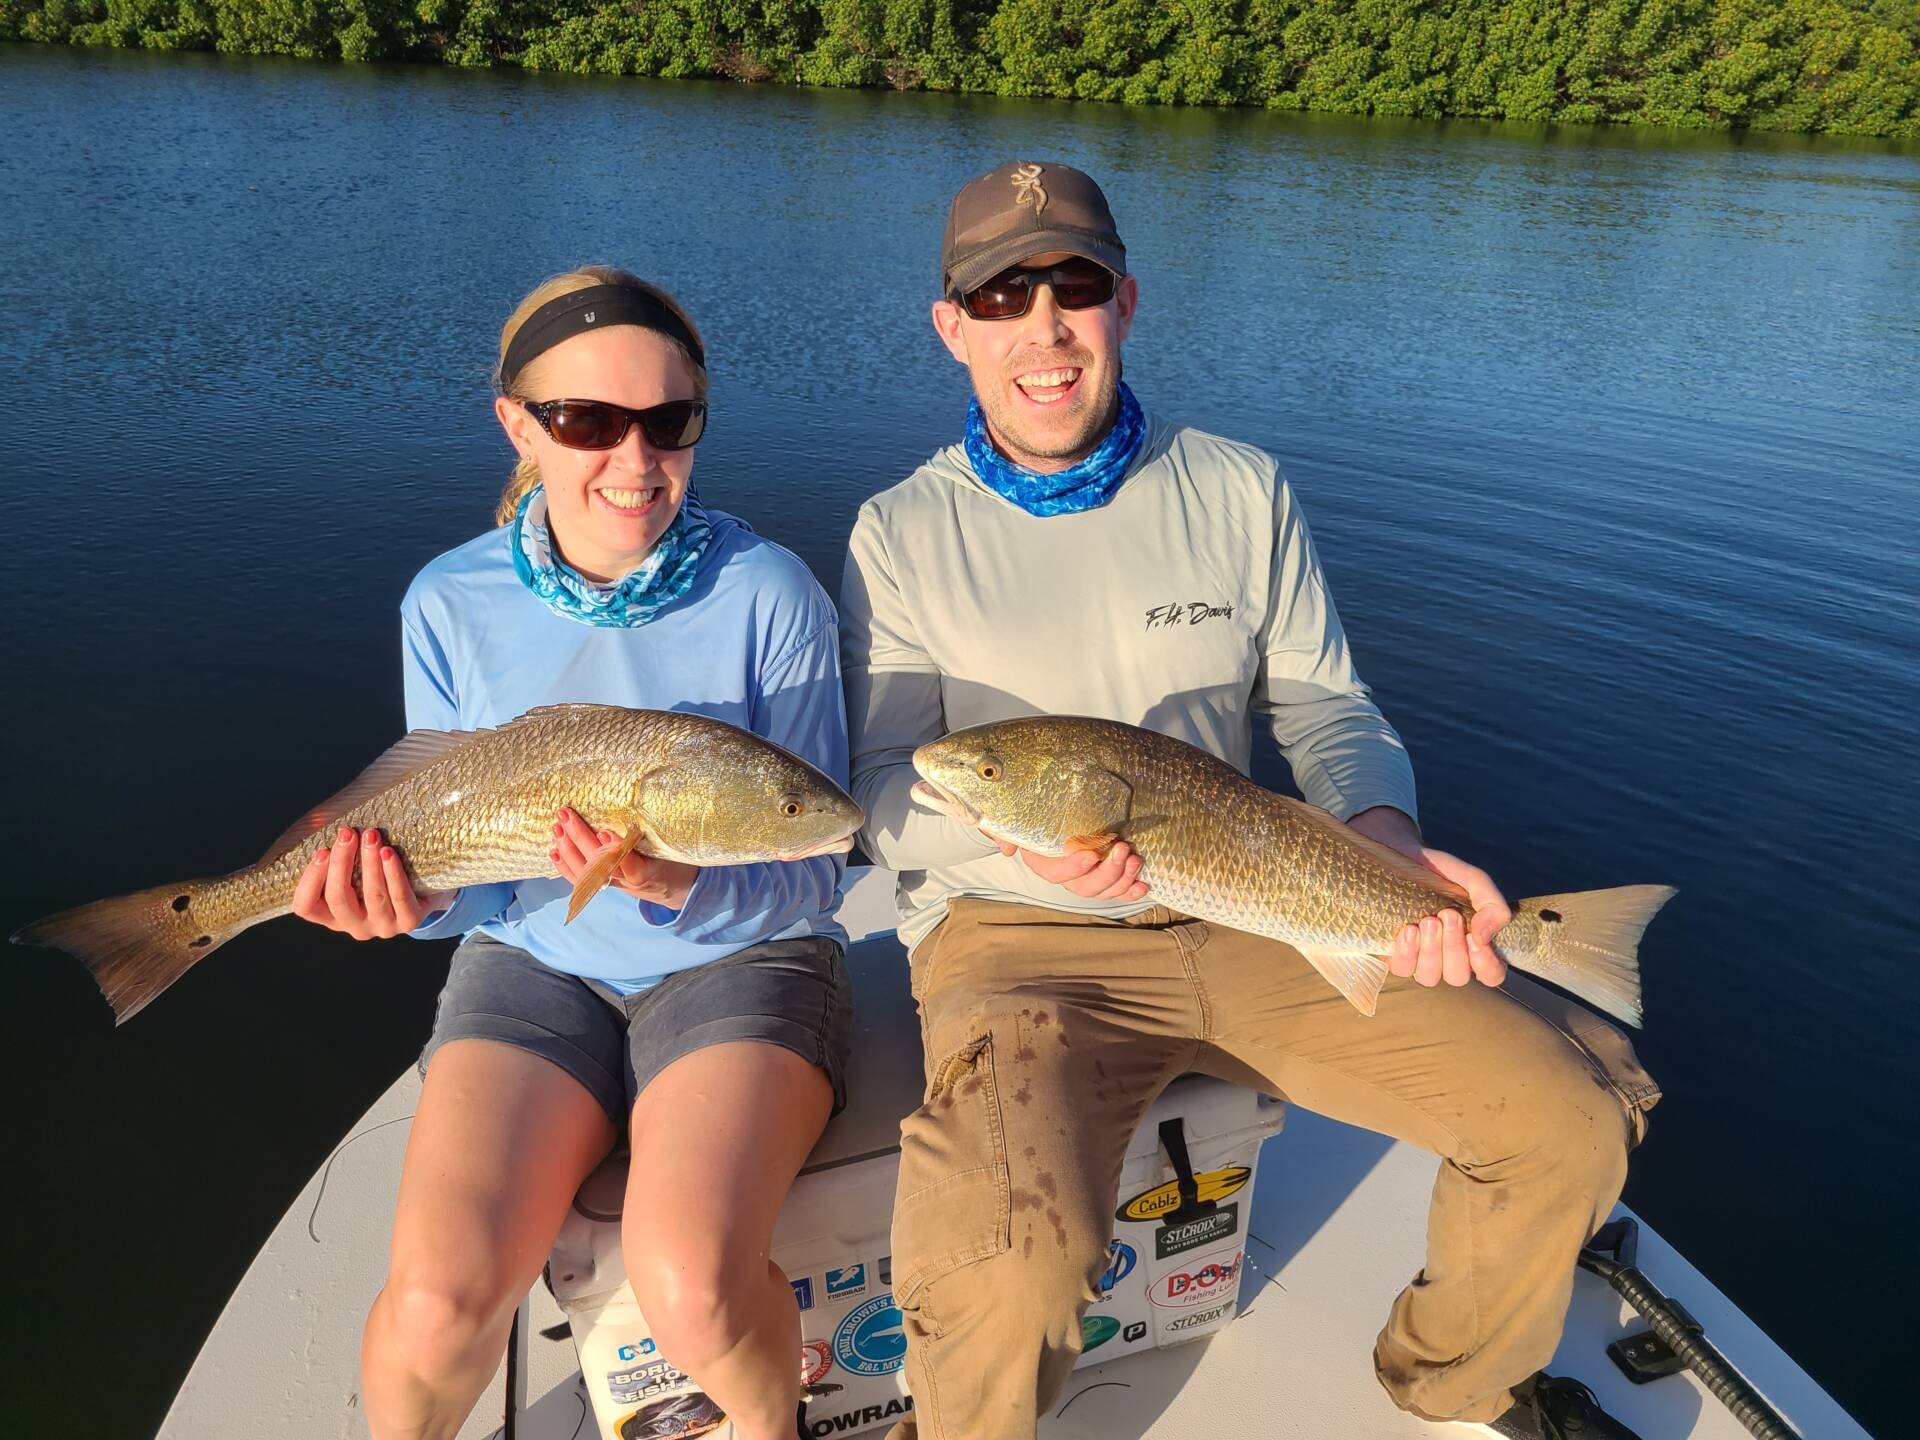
[1149,1245,1245,1309]
[791,1275,816,1311]
[833,1294,907,1376]
[617,1389,727,1438]
[801,1339,834,1386]
[1095,1238,1137,1300]
[1154,1202,1239,1260]
[806,1395,913,1436]
[606,1354,687,1405]
[1116,1166,1252,1223]
[825,1262,868,1300]
[1081,1314,1121,1352]
[1163,1299,1235,1333]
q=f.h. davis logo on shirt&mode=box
[1144,600,1236,632]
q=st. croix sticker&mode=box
[1115,1166,1251,1223]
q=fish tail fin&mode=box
[11,879,241,1024]
[1504,885,1677,1029]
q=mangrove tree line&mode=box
[5,0,1917,136]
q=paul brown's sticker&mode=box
[1115,1166,1251,1223]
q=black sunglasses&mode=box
[523,397,708,452]
[955,257,1118,320]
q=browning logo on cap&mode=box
[1010,163,1048,215]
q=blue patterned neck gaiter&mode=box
[508,485,714,628]
[962,382,1147,517]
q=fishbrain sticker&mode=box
[1149,1245,1244,1309]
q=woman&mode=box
[291,267,848,1440]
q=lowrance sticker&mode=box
[1115,1167,1251,1223]
[806,1394,913,1436]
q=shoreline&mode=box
[5,0,1918,141]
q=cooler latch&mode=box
[1157,1117,1218,1226]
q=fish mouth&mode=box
[910,779,982,827]
[775,835,857,862]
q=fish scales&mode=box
[913,716,1672,1025]
[14,705,864,1023]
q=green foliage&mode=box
[5,0,1916,136]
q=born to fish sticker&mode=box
[1149,1246,1244,1309]
[1115,1166,1251,1223]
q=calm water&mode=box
[2,44,1914,1438]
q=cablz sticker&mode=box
[1164,1300,1235,1332]
[1155,1203,1240,1260]
[1115,1167,1251,1223]
[807,1395,913,1436]
[1149,1246,1244,1309]
[1081,1314,1121,1352]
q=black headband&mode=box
[499,283,705,391]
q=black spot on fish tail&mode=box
[171,895,190,913]
[1540,908,1563,924]
[190,935,212,948]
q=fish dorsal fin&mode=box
[1272,794,1471,906]
[1292,946,1392,1017]
[258,728,477,863]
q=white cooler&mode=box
[549,931,1286,1440]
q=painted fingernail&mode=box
[381,846,396,862]
[553,823,564,837]
[549,849,560,861]
[337,827,354,844]
[364,829,380,847]
[314,848,329,863]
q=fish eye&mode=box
[780,796,805,818]
[977,759,1001,781]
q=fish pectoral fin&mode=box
[565,823,646,925]
[1065,832,1121,856]
[1292,946,1392,1018]
[1066,766,1134,835]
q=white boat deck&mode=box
[161,870,1868,1440]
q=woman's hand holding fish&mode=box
[291,826,457,940]
[1349,807,1510,989]
[551,807,697,911]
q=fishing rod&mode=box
[1577,1219,1801,1440]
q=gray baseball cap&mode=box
[940,160,1127,297]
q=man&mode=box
[839,160,1658,1440]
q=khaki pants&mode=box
[885,899,1660,1439]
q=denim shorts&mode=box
[420,933,851,1124]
